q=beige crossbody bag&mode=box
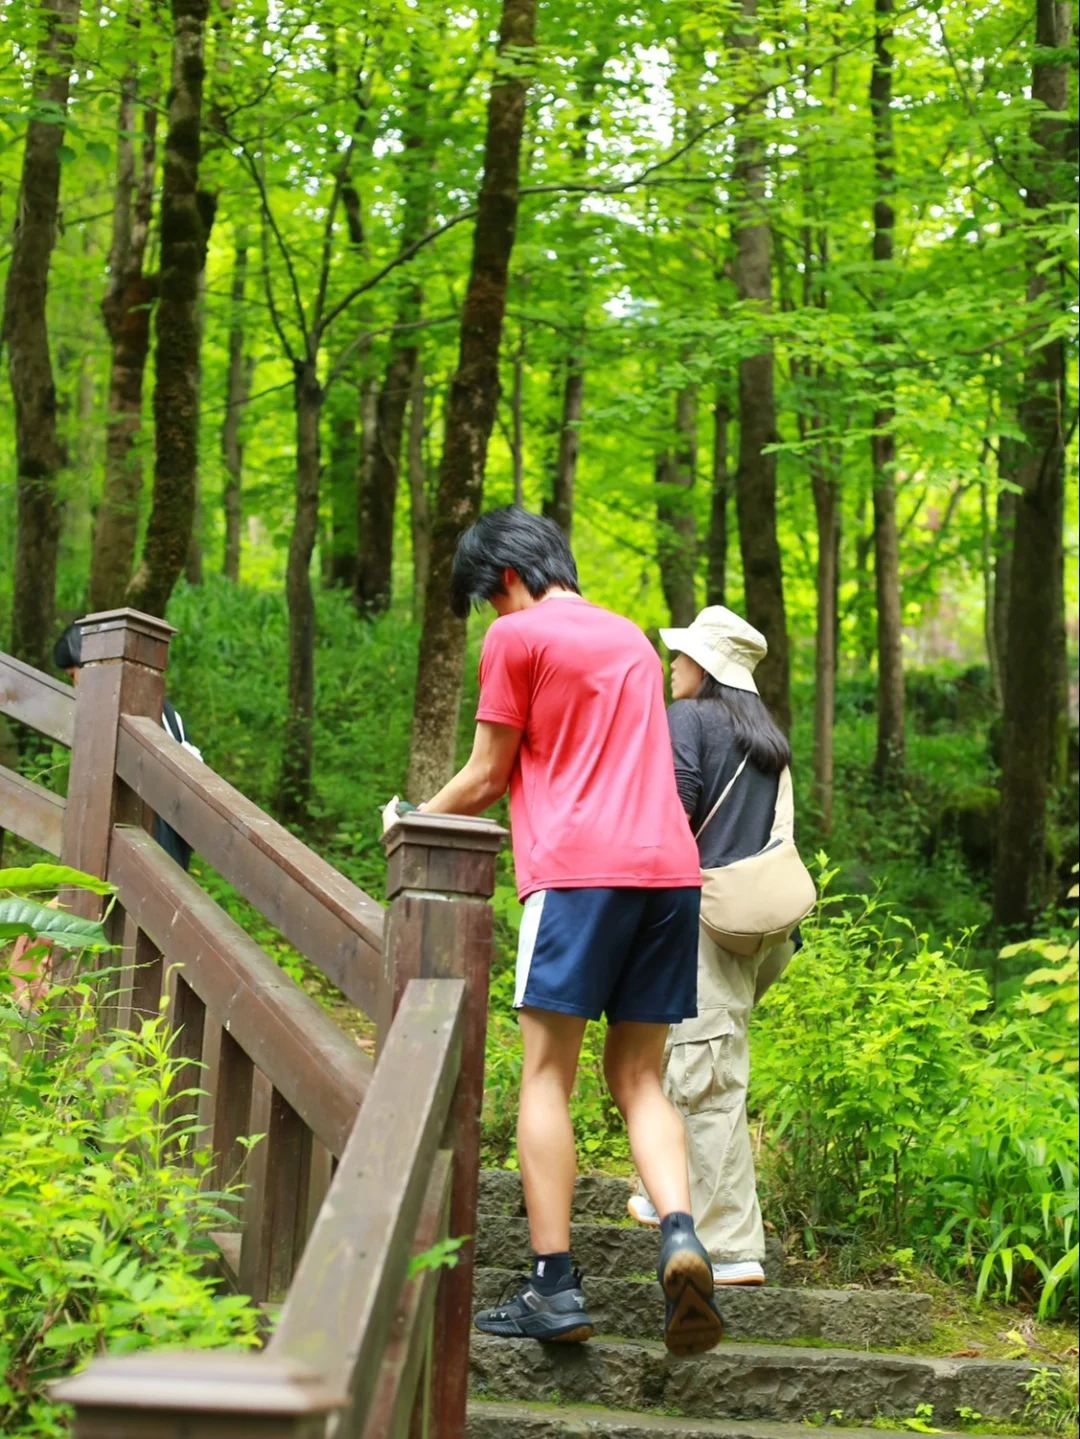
[695,757,816,956]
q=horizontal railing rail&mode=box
[110,826,371,1160]
[116,715,384,1014]
[0,651,76,746]
[0,763,65,855]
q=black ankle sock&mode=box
[531,1251,572,1294]
[659,1211,695,1243]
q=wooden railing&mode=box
[0,609,504,1438]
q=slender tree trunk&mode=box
[3,0,80,670]
[543,59,604,539]
[353,55,433,613]
[89,82,158,611]
[325,393,358,588]
[408,361,430,620]
[277,363,322,820]
[355,341,417,610]
[550,357,582,540]
[185,235,214,588]
[510,327,526,507]
[656,384,698,627]
[730,0,790,730]
[811,451,839,831]
[127,0,210,616]
[406,0,537,800]
[869,0,905,781]
[221,240,251,581]
[706,388,730,606]
[995,0,1071,929]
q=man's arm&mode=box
[382,721,522,830]
[424,721,522,814]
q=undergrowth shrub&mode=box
[752,872,1079,1318]
[0,962,260,1437]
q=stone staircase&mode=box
[466,1171,1049,1439]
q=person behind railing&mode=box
[626,607,800,1287]
[383,506,723,1357]
[53,621,201,872]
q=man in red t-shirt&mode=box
[384,507,722,1355]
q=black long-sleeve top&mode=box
[666,698,779,869]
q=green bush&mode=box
[752,871,1079,1317]
[0,960,260,1436]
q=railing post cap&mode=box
[51,1351,346,1415]
[77,609,177,667]
[380,810,506,859]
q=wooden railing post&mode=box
[380,811,505,1439]
[61,607,175,915]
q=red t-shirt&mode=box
[475,595,702,899]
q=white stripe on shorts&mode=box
[513,890,547,1008]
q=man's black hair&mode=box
[53,621,83,671]
[450,505,580,618]
[695,674,792,775]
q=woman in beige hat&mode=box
[627,606,797,1287]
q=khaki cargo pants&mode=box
[644,925,793,1262]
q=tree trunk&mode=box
[325,391,359,588]
[995,0,1071,929]
[89,80,158,612]
[730,0,790,731]
[870,0,905,782]
[811,452,840,831]
[353,54,433,614]
[510,326,526,507]
[656,384,698,628]
[221,239,251,582]
[3,0,80,670]
[127,0,210,617]
[550,357,582,540]
[545,61,603,541]
[705,387,730,607]
[406,0,536,801]
[277,363,323,821]
[355,342,416,610]
[184,241,212,588]
[408,362,430,621]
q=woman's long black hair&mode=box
[695,673,792,775]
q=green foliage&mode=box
[406,1235,467,1280]
[752,872,1079,1318]
[0,966,260,1435]
[1023,1365,1080,1438]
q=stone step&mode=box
[479,1169,636,1223]
[466,1398,1040,1439]
[469,1335,1043,1425]
[475,1217,783,1287]
[472,1269,931,1348]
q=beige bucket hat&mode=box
[659,606,768,695]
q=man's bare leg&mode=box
[605,1018,723,1356]
[603,1020,691,1218]
[517,1006,588,1254]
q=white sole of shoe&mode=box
[626,1197,661,1228]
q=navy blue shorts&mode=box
[513,887,700,1025]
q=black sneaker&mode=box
[473,1269,593,1342]
[657,1228,724,1356]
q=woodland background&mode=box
[0,0,1079,1426]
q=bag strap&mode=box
[694,754,749,841]
[770,765,795,843]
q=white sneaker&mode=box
[626,1194,660,1228]
[713,1260,766,1286]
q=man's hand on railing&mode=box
[380,796,418,834]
